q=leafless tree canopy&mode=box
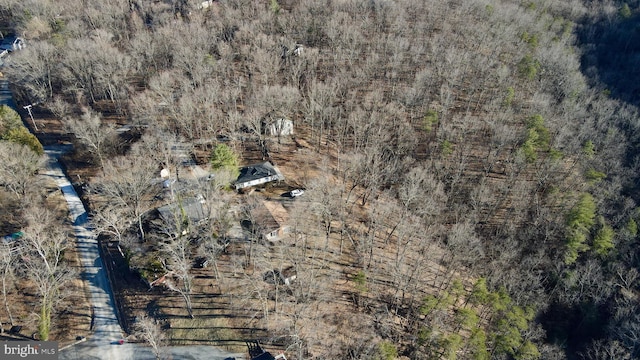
[2,0,640,358]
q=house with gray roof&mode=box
[234,162,284,190]
[156,196,208,232]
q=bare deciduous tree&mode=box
[91,155,160,242]
[133,315,166,360]
[155,199,196,319]
[0,142,45,198]
[21,208,75,340]
[58,30,131,107]
[64,108,117,170]
[91,201,132,256]
[196,188,235,280]
[4,41,58,103]
[0,242,16,331]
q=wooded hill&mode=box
[1,0,640,358]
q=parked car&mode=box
[193,257,209,269]
[0,36,25,52]
[289,189,304,197]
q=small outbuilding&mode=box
[268,118,294,137]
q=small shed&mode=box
[263,266,297,286]
[268,119,293,137]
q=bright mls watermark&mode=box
[2,341,58,359]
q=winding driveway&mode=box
[43,146,132,360]
[0,73,242,358]
[42,147,244,360]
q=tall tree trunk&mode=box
[39,295,52,340]
[2,277,14,326]
[138,214,146,242]
[184,293,194,319]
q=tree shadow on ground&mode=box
[578,12,640,106]
[578,9,640,201]
[540,300,609,360]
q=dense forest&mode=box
[1,0,640,359]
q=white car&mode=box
[0,36,25,52]
[290,189,304,197]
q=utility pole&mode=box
[23,104,37,131]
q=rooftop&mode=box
[235,162,284,186]
[157,197,207,229]
[248,200,283,234]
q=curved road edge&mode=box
[43,146,245,360]
[43,146,129,359]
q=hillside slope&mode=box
[1,0,640,358]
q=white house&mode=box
[234,162,284,190]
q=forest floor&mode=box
[20,106,325,354]
[0,108,94,346]
[22,104,448,359]
[0,172,93,346]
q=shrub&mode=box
[353,270,367,293]
[549,148,563,161]
[422,109,438,132]
[593,219,615,256]
[493,305,536,358]
[469,278,489,305]
[420,294,441,315]
[627,218,638,236]
[527,115,550,147]
[210,144,239,178]
[620,3,632,19]
[565,193,596,264]
[585,169,606,183]
[456,308,479,330]
[520,32,539,49]
[567,193,596,231]
[485,4,494,15]
[270,0,280,14]
[517,341,541,360]
[582,140,595,158]
[441,333,463,360]
[520,115,555,163]
[441,140,453,156]
[377,340,397,360]
[503,86,515,107]
[469,329,489,360]
[0,105,22,135]
[520,130,539,163]
[517,55,541,80]
[3,126,44,155]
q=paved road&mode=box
[43,146,244,360]
[42,146,130,359]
